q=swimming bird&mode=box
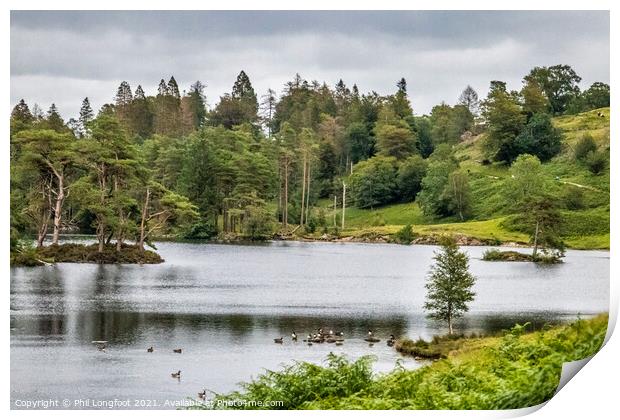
[274,337,283,344]
[198,389,206,401]
[92,340,108,351]
[173,348,182,353]
[387,335,396,347]
[147,346,154,353]
[291,332,298,341]
[171,370,181,379]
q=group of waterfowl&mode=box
[274,329,397,347]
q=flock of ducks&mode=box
[273,329,396,347]
[92,329,397,402]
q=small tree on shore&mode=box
[424,236,476,335]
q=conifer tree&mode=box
[78,97,94,138]
[45,104,66,132]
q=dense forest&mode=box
[10,64,610,257]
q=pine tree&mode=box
[424,236,476,335]
[157,79,169,96]
[134,85,146,100]
[45,104,65,132]
[186,80,207,130]
[168,76,180,99]
[115,81,133,106]
[11,99,33,124]
[78,97,94,138]
[232,70,255,100]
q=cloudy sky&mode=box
[11,10,609,119]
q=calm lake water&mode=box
[10,241,609,409]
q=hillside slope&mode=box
[313,108,610,249]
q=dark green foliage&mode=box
[525,65,582,115]
[482,83,526,163]
[514,113,562,162]
[396,155,427,202]
[573,133,597,161]
[417,146,458,218]
[424,237,476,334]
[346,122,375,163]
[349,156,398,209]
[562,186,585,210]
[583,82,610,109]
[183,221,218,240]
[409,116,434,158]
[585,150,608,175]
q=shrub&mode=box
[394,224,416,244]
[585,150,608,175]
[562,186,585,210]
[573,133,597,161]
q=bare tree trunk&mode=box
[333,195,337,227]
[138,186,150,252]
[305,162,311,225]
[300,155,307,226]
[283,158,289,229]
[341,182,346,230]
[448,316,453,335]
[532,219,540,260]
[37,223,48,248]
[51,175,65,245]
[97,219,105,252]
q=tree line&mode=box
[10,64,609,250]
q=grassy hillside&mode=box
[311,108,610,249]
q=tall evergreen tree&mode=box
[78,97,94,138]
[45,104,66,132]
[168,76,181,98]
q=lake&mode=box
[10,241,609,409]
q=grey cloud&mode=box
[10,10,609,120]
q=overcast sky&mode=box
[11,10,609,120]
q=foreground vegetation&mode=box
[196,314,607,410]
